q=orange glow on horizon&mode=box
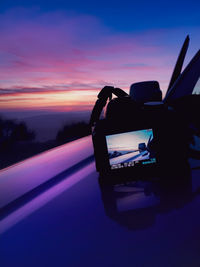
[0,90,98,111]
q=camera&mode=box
[89,35,200,183]
[90,83,190,183]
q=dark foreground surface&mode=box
[1,161,200,267]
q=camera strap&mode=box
[90,86,129,126]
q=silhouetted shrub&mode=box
[56,122,90,144]
[12,122,35,141]
[0,117,35,150]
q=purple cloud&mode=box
[0,8,199,112]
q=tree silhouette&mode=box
[56,122,90,144]
[0,117,35,150]
[12,122,35,141]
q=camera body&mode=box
[91,83,190,183]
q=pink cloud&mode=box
[0,8,199,112]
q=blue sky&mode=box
[1,0,200,31]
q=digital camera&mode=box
[90,83,190,183]
[90,36,200,183]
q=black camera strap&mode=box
[90,86,129,126]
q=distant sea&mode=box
[0,110,91,142]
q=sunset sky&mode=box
[1,0,200,113]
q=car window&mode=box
[192,78,200,94]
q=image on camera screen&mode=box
[106,129,156,170]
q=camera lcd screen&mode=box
[106,129,156,170]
